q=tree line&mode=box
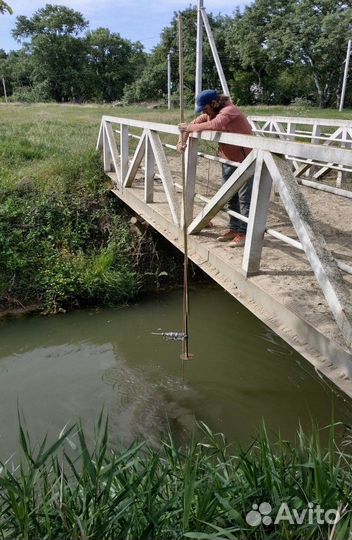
[0,1,351,108]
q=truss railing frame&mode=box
[97,115,352,350]
[248,115,352,186]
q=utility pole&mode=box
[339,39,351,112]
[167,51,172,109]
[2,77,7,103]
[195,0,204,108]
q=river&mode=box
[0,286,351,459]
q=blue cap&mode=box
[196,89,220,113]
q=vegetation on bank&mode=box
[0,104,190,314]
[0,419,352,539]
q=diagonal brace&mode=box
[188,150,257,234]
[265,151,352,350]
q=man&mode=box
[178,89,253,247]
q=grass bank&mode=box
[0,102,351,313]
[0,104,189,314]
[1,419,351,539]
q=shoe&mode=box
[217,230,238,242]
[229,233,246,247]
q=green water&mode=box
[0,286,351,458]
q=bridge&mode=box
[97,114,352,397]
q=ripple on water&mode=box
[103,363,199,447]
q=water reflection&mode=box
[103,362,197,447]
[0,286,351,459]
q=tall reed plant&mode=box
[1,418,352,539]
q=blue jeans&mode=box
[222,164,253,234]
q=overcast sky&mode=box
[0,0,246,53]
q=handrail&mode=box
[247,115,352,187]
[113,125,352,200]
[189,131,352,167]
[248,115,352,128]
[102,115,352,167]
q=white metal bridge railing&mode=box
[248,115,352,188]
[97,115,352,351]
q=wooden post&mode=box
[103,123,113,173]
[339,39,351,112]
[336,128,348,188]
[104,122,120,180]
[145,135,155,203]
[120,124,129,183]
[183,137,199,226]
[195,0,203,107]
[242,151,272,276]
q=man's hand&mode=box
[178,122,188,132]
[177,140,187,152]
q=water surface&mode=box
[0,287,351,458]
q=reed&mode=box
[1,417,351,539]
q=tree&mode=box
[86,28,146,102]
[123,8,232,104]
[225,0,352,108]
[0,49,34,95]
[0,1,12,14]
[12,4,88,102]
[278,0,352,108]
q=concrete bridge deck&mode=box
[98,115,352,397]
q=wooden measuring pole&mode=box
[195,0,204,108]
[179,15,193,362]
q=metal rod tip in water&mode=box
[180,352,194,360]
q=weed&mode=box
[1,419,352,539]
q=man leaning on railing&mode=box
[178,90,253,247]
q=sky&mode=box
[0,0,246,53]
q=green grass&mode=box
[1,418,352,539]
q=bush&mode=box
[10,81,51,103]
[0,146,139,313]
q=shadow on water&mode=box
[0,285,351,458]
